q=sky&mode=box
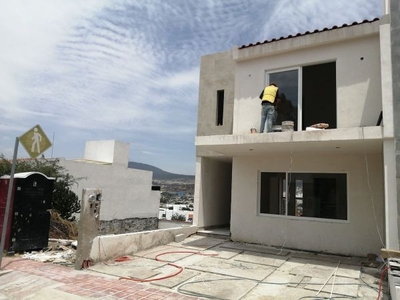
[0,0,382,175]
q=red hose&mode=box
[376,265,390,300]
[119,250,217,283]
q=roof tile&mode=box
[238,18,380,49]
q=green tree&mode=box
[0,155,80,220]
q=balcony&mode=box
[195,126,383,158]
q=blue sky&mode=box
[0,0,381,175]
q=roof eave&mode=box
[232,19,381,61]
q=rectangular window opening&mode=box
[216,90,224,126]
[267,61,336,131]
[260,172,347,220]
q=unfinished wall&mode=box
[197,51,235,139]
[99,217,158,235]
[60,159,160,221]
[233,33,381,134]
[59,141,160,223]
[230,152,384,257]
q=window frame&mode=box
[266,67,302,130]
[265,61,337,131]
[258,171,349,223]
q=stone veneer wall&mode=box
[99,217,158,235]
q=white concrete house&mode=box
[159,205,194,222]
[194,9,398,257]
[59,140,161,233]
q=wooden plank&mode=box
[380,248,400,259]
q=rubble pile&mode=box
[49,210,78,240]
[22,239,77,267]
[17,211,80,267]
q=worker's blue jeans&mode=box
[259,103,276,133]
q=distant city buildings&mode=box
[158,188,194,223]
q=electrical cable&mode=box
[360,127,390,299]
[359,273,379,292]
[316,261,340,297]
[277,129,294,255]
[329,261,340,298]
[298,297,356,300]
[360,127,386,248]
[177,275,375,300]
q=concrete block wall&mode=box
[99,217,158,235]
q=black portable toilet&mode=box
[0,172,54,252]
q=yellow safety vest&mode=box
[262,85,278,103]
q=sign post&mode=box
[0,138,19,269]
[0,125,52,269]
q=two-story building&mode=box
[194,9,397,257]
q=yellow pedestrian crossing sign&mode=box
[19,124,52,158]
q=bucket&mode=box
[272,125,282,132]
[281,121,294,132]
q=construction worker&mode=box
[259,83,279,133]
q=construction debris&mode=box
[22,239,76,267]
[20,211,79,267]
[49,210,78,240]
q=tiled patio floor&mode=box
[0,257,200,300]
[0,235,390,299]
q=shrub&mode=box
[0,155,80,220]
[171,213,186,221]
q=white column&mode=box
[382,0,390,15]
[384,140,399,249]
[193,157,204,227]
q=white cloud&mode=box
[0,0,382,173]
[261,0,380,41]
[0,0,112,115]
[161,67,200,89]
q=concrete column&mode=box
[390,0,400,248]
[193,157,204,227]
[383,0,390,15]
[75,188,102,270]
[380,21,394,138]
[384,140,399,248]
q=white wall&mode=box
[233,35,381,134]
[59,140,160,221]
[90,226,198,262]
[84,140,129,166]
[230,152,384,256]
[60,159,160,220]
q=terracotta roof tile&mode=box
[238,18,380,49]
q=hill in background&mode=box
[128,162,194,181]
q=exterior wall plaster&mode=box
[230,153,384,256]
[59,141,160,222]
[233,35,382,134]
